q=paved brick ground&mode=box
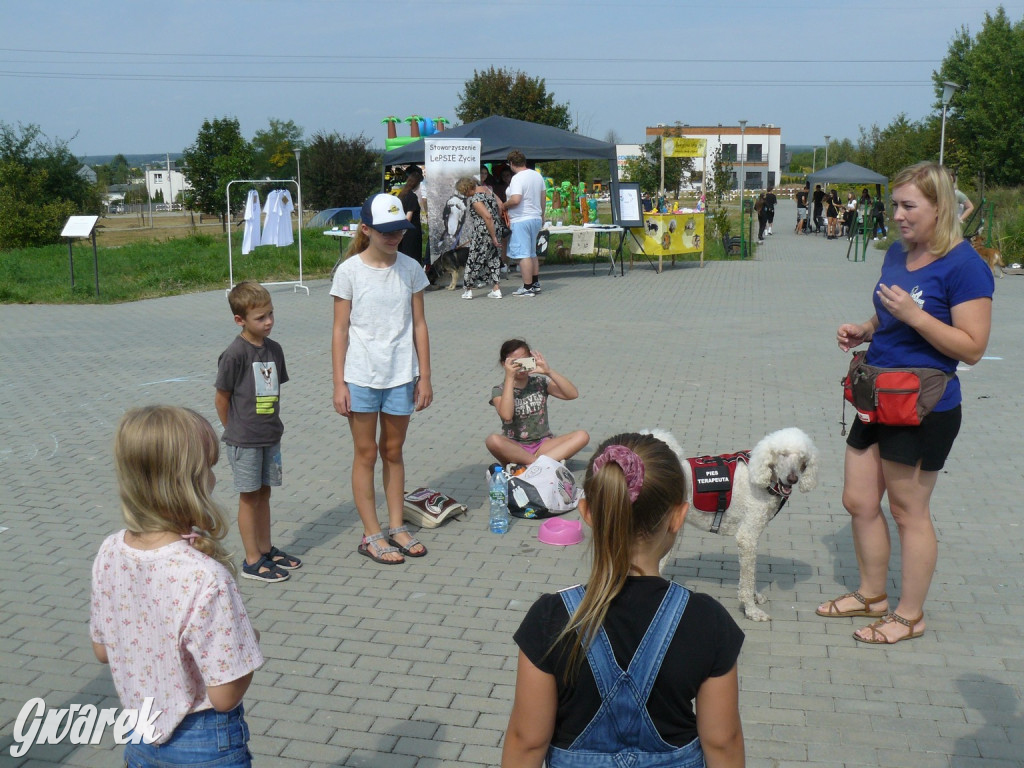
[2,200,1022,767]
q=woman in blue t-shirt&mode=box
[817,162,994,644]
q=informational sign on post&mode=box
[424,138,481,264]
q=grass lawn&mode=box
[2,203,745,304]
[0,216,341,304]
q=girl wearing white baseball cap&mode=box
[330,193,433,565]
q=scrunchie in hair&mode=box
[592,445,645,503]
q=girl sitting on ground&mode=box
[502,432,746,767]
[485,338,589,466]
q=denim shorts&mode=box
[226,443,282,493]
[348,380,416,416]
[508,218,542,260]
[124,704,251,767]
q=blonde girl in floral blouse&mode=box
[90,405,262,767]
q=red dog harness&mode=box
[687,451,792,534]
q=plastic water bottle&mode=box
[488,464,509,534]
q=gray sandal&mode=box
[358,532,404,564]
[388,525,427,557]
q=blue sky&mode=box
[3,0,1020,157]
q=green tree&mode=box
[0,160,78,248]
[181,117,254,215]
[252,118,304,180]
[0,122,100,248]
[935,7,1024,184]
[708,146,734,205]
[455,68,571,129]
[853,114,931,179]
[623,132,694,196]
[303,132,380,209]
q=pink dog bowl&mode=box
[538,518,583,546]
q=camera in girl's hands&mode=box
[516,357,536,371]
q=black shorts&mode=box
[846,405,962,471]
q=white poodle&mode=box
[649,427,819,621]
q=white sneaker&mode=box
[487,289,502,299]
[512,286,534,297]
[461,289,473,299]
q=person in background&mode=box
[844,192,858,239]
[763,184,777,236]
[818,161,994,644]
[504,150,546,297]
[813,184,826,233]
[396,165,425,265]
[952,174,975,224]
[459,176,503,300]
[755,193,767,243]
[795,183,809,234]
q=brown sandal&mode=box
[816,591,888,618]
[854,612,924,644]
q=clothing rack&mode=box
[225,179,308,295]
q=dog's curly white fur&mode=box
[647,427,819,621]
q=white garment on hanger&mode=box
[242,189,262,254]
[274,190,294,247]
[262,190,281,247]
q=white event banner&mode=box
[424,138,481,264]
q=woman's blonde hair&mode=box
[891,161,962,257]
[455,176,476,197]
[551,432,687,681]
[114,405,234,572]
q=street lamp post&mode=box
[144,164,153,228]
[812,146,819,173]
[738,120,747,255]
[824,135,830,171]
[293,147,304,287]
[939,81,960,166]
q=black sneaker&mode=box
[530,282,542,294]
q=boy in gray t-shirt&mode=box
[215,280,300,583]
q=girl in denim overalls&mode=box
[503,432,746,768]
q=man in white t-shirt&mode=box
[504,150,546,296]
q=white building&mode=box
[646,124,784,192]
[144,162,191,203]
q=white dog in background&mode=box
[649,427,819,621]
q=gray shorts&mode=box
[797,207,808,220]
[226,443,282,493]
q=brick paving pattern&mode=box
[2,199,1022,766]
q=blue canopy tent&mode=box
[381,114,619,182]
[807,161,888,198]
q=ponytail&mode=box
[550,432,686,682]
[330,225,372,279]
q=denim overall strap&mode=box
[548,583,703,768]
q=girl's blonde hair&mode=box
[552,432,687,680]
[344,225,372,259]
[891,161,962,257]
[114,405,234,572]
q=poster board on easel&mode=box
[611,182,643,228]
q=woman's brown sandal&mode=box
[816,591,888,618]
[854,612,924,644]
